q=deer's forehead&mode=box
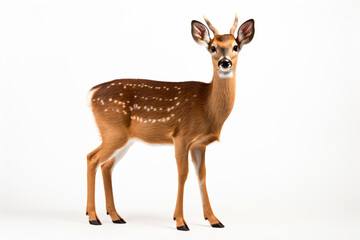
[212,34,236,47]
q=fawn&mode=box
[86,15,255,231]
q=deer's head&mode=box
[191,15,255,78]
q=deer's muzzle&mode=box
[218,58,232,71]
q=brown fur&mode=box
[86,16,254,230]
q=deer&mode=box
[86,15,255,231]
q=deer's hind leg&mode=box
[86,132,130,225]
[101,139,134,224]
[86,145,102,225]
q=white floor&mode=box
[1,207,359,240]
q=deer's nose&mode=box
[218,58,232,70]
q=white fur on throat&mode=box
[218,70,234,79]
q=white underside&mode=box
[101,139,135,172]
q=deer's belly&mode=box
[130,123,174,144]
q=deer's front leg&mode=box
[190,146,224,228]
[173,138,190,231]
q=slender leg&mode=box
[86,136,129,225]
[101,159,126,224]
[173,138,190,231]
[86,146,102,225]
[190,146,224,228]
[101,140,133,224]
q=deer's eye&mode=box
[233,45,239,52]
[211,46,216,53]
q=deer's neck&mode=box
[207,69,236,131]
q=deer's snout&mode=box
[218,58,232,71]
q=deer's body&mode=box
[86,15,254,231]
[90,76,234,145]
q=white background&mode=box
[0,0,359,239]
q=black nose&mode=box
[218,58,232,69]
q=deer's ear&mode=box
[191,20,211,46]
[237,19,255,45]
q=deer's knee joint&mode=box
[87,154,100,170]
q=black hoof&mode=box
[113,218,126,224]
[177,225,190,231]
[89,220,102,225]
[211,222,225,228]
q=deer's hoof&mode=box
[211,222,225,228]
[89,219,102,225]
[113,218,126,224]
[177,224,190,231]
